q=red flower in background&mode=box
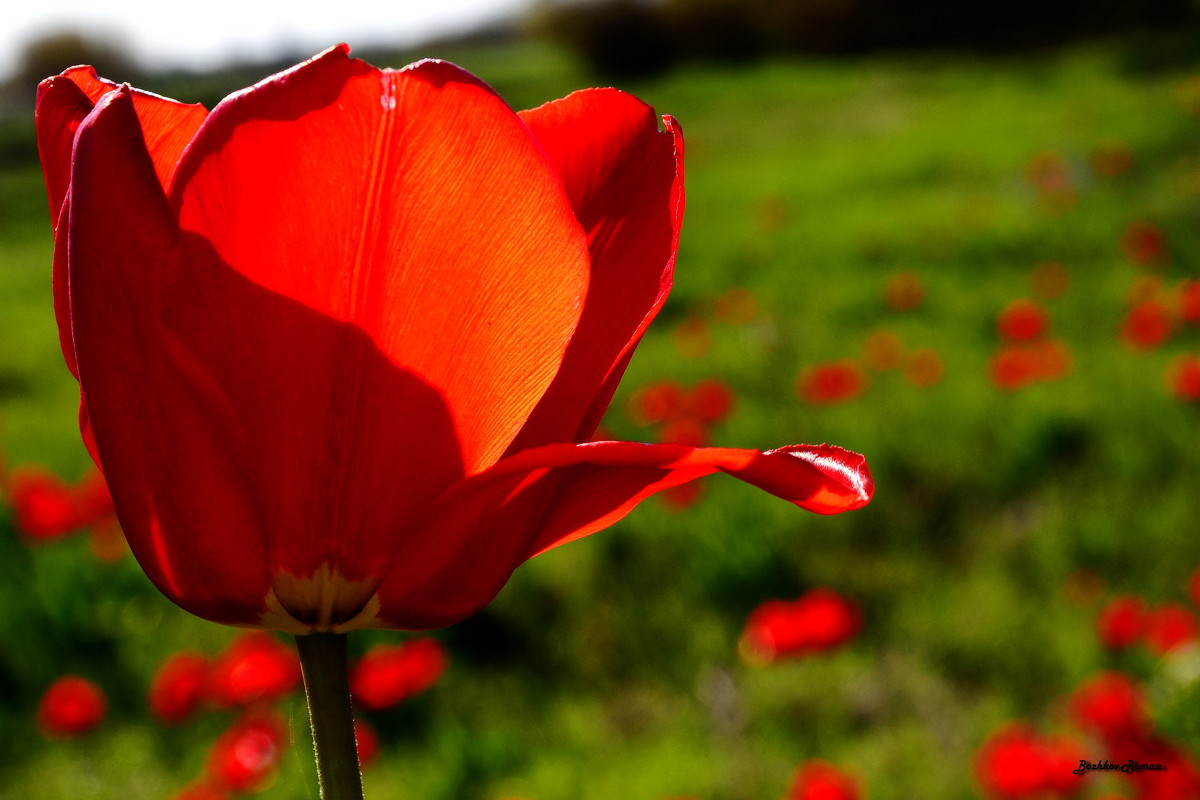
[1143,603,1197,655]
[884,271,925,311]
[354,719,379,768]
[170,783,230,800]
[1069,672,1148,741]
[786,760,861,800]
[350,638,446,711]
[1168,356,1200,403]
[150,651,211,724]
[989,346,1040,391]
[206,712,286,793]
[1121,299,1173,351]
[37,675,106,738]
[863,330,904,372]
[997,299,1049,342]
[7,468,79,540]
[974,724,1085,800]
[208,633,301,708]
[1179,281,1200,325]
[798,361,867,405]
[1090,140,1133,177]
[36,46,871,633]
[1120,221,1168,267]
[741,588,860,662]
[1097,595,1147,650]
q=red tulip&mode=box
[1097,595,1147,650]
[7,468,79,540]
[149,651,210,724]
[1121,299,1173,351]
[989,345,1039,391]
[1168,355,1200,403]
[169,782,230,800]
[206,712,286,793]
[863,329,904,372]
[350,637,446,711]
[996,299,1049,342]
[208,632,301,708]
[1179,280,1200,325]
[903,347,944,387]
[797,361,867,405]
[884,271,924,311]
[974,724,1085,799]
[1069,672,1148,741]
[36,47,871,633]
[741,588,860,662]
[785,760,861,800]
[354,719,379,768]
[37,675,106,738]
[1143,603,1197,656]
[1120,221,1168,267]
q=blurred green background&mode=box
[3,3,1200,798]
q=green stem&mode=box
[296,632,364,800]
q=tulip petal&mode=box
[161,46,589,621]
[37,69,205,389]
[509,91,684,449]
[68,89,267,626]
[375,440,872,629]
[37,66,206,227]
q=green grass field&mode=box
[2,36,1200,800]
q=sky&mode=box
[0,0,533,83]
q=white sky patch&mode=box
[0,0,532,82]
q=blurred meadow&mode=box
[3,6,1200,800]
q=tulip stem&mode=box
[296,632,364,800]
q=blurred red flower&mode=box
[149,651,210,724]
[686,378,736,424]
[208,632,301,709]
[350,638,447,711]
[37,46,871,633]
[975,724,1085,800]
[786,760,861,800]
[1097,595,1147,650]
[1179,281,1200,325]
[1069,672,1148,741]
[673,316,713,358]
[628,381,687,426]
[1090,140,1133,177]
[37,675,106,738]
[863,330,904,372]
[169,782,230,800]
[903,347,944,388]
[741,588,860,662]
[798,361,867,405]
[884,271,925,311]
[989,346,1040,391]
[1121,299,1174,351]
[7,468,79,540]
[997,299,1049,342]
[713,287,759,324]
[1143,603,1197,656]
[1120,221,1168,267]
[354,718,379,768]
[1030,339,1072,382]
[1167,356,1200,403]
[206,712,286,793]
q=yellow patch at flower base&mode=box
[261,564,384,634]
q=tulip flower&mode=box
[37,45,872,797]
[37,675,107,738]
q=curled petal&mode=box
[375,440,872,629]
